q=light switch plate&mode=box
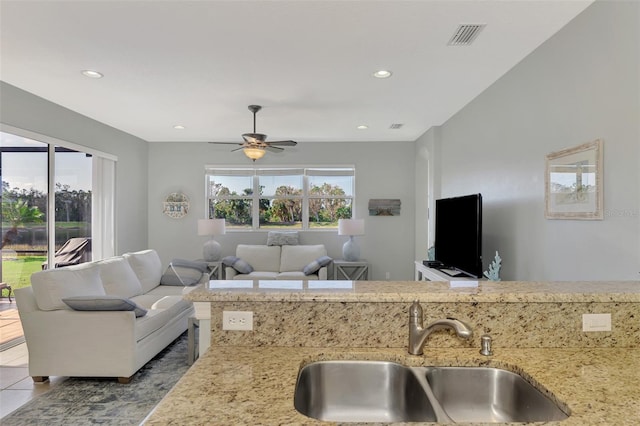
[582,313,611,332]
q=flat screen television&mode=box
[434,193,483,278]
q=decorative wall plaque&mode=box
[163,192,190,219]
[368,199,401,216]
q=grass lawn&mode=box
[1,256,46,290]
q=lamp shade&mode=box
[338,219,365,236]
[198,218,226,236]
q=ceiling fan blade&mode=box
[209,142,244,145]
[230,147,246,152]
[266,140,297,147]
[242,133,267,143]
[265,145,285,153]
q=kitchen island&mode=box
[144,280,640,425]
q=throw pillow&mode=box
[222,256,254,274]
[266,231,299,246]
[169,259,208,272]
[62,295,147,317]
[303,255,333,275]
[160,259,208,286]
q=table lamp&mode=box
[198,219,226,261]
[338,218,365,261]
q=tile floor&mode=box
[0,342,68,419]
[0,298,67,419]
[0,343,70,419]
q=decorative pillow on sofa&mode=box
[222,256,254,274]
[267,231,299,246]
[160,259,208,286]
[303,256,333,275]
[62,295,147,317]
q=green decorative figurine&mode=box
[484,251,502,281]
[427,246,435,261]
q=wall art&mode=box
[368,199,401,216]
[545,139,603,220]
[163,192,190,219]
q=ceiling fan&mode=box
[209,105,297,161]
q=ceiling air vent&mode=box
[389,123,404,129]
[448,24,486,46]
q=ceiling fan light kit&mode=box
[210,105,297,162]
[243,146,266,161]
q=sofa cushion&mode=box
[134,296,192,342]
[280,245,328,272]
[236,245,281,272]
[222,256,254,274]
[62,295,147,317]
[234,271,279,280]
[267,231,299,246]
[277,271,319,280]
[145,284,194,298]
[123,250,163,293]
[31,263,105,311]
[96,256,143,298]
[303,255,333,275]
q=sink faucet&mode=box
[408,301,473,355]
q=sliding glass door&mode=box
[1,133,49,292]
[53,146,93,264]
[1,131,103,292]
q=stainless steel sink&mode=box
[293,361,569,423]
[293,361,438,422]
[423,366,569,423]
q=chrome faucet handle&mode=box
[480,334,493,356]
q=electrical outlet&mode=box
[582,313,611,332]
[222,311,253,331]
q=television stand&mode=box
[414,261,480,282]
[438,268,467,278]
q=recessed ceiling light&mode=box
[173,125,186,130]
[372,70,392,79]
[81,70,103,79]
[357,125,368,130]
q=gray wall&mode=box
[0,82,150,254]
[147,141,417,280]
[425,1,639,280]
[4,1,637,282]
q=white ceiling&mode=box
[0,0,593,144]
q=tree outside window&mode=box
[205,168,354,230]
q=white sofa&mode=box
[15,249,204,383]
[225,244,329,280]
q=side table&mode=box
[196,260,223,280]
[333,260,369,280]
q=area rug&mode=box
[2,332,189,426]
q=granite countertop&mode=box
[185,280,640,303]
[144,344,640,425]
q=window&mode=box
[206,167,354,230]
